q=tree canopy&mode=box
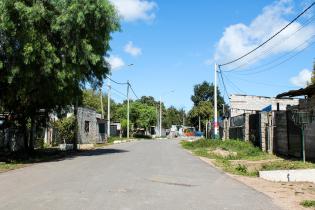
[0,0,119,149]
[188,81,225,130]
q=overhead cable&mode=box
[219,1,315,67]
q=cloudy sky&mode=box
[106,0,315,110]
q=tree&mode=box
[82,89,117,118]
[191,81,225,112]
[112,100,157,136]
[137,96,158,106]
[0,0,119,151]
[163,106,183,128]
[188,101,213,131]
[189,81,225,130]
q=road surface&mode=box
[0,140,280,210]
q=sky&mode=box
[105,0,315,111]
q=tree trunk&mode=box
[29,117,35,152]
[73,98,78,151]
[22,119,29,151]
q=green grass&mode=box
[181,139,274,160]
[300,200,315,208]
[0,162,25,172]
[214,159,258,176]
[261,160,315,171]
[181,139,315,177]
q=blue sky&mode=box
[106,0,315,110]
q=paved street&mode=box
[0,140,280,210]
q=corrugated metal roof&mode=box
[277,84,315,98]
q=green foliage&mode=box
[82,89,117,116]
[189,81,225,129]
[300,200,315,208]
[261,160,315,171]
[0,0,119,149]
[181,139,272,160]
[191,81,225,109]
[53,116,76,144]
[137,96,158,106]
[163,106,185,128]
[182,139,315,177]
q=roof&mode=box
[277,84,315,98]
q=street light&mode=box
[159,90,175,137]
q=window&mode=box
[84,121,90,133]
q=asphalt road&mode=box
[0,140,280,210]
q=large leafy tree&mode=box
[188,101,213,131]
[0,0,119,150]
[191,81,225,111]
[163,106,184,128]
[189,81,225,130]
[82,89,117,118]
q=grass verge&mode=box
[181,139,315,176]
[300,200,315,208]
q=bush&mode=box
[300,200,315,208]
[181,139,270,160]
[53,116,76,144]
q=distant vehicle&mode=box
[183,127,195,136]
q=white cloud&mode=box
[213,0,315,65]
[124,41,142,56]
[290,69,312,87]
[110,0,157,22]
[106,55,125,70]
[204,58,214,66]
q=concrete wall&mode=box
[230,94,299,117]
[273,111,289,156]
[77,107,98,144]
[303,96,315,160]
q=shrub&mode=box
[300,200,315,208]
[53,116,76,144]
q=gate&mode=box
[229,114,245,140]
[249,114,260,147]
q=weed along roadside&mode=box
[181,139,315,176]
[181,139,315,210]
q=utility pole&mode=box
[107,77,111,138]
[127,80,130,139]
[100,84,104,119]
[214,63,218,139]
[159,96,162,137]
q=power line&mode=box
[111,87,127,98]
[221,71,246,94]
[219,1,315,67]
[225,74,294,88]
[106,76,128,85]
[129,83,139,99]
[223,15,315,72]
[239,35,315,76]
[218,67,230,103]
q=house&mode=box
[229,94,299,117]
[276,84,315,160]
[44,107,107,146]
[77,107,107,144]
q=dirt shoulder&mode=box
[200,157,315,210]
